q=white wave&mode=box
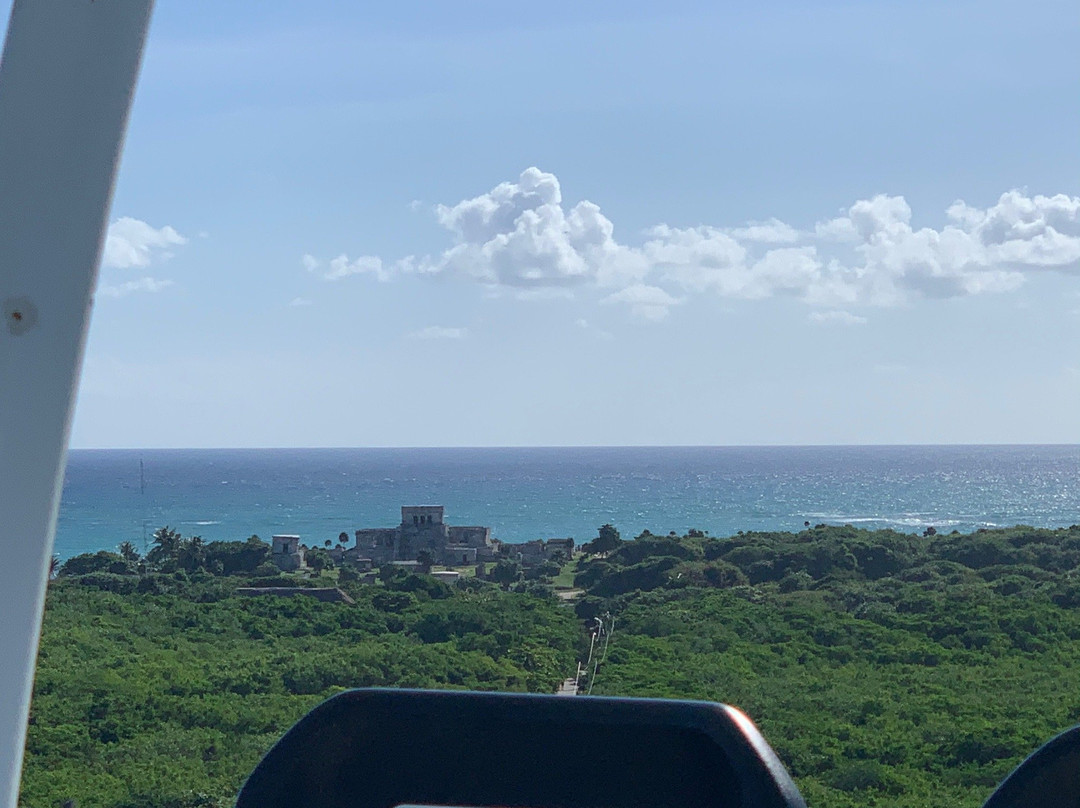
[803,514,963,528]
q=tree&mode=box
[490,560,522,589]
[117,541,140,566]
[253,561,279,577]
[324,539,332,548]
[202,537,270,575]
[338,532,349,545]
[178,535,206,572]
[584,524,622,556]
[416,550,435,572]
[378,564,405,585]
[58,551,130,577]
[147,526,183,570]
[306,548,334,572]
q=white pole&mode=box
[0,2,154,805]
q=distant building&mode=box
[518,540,547,565]
[513,537,575,567]
[271,534,305,571]
[546,538,575,557]
[354,506,499,566]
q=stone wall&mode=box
[401,505,444,526]
[355,528,398,563]
[448,526,491,547]
[441,546,478,566]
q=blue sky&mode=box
[7,0,1078,448]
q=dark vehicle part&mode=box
[983,726,1080,808]
[237,688,807,808]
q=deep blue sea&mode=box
[55,445,1080,560]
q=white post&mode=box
[0,2,154,805]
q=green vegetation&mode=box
[550,558,580,590]
[23,537,582,808]
[27,522,1080,807]
[575,523,1080,807]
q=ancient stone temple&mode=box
[353,506,499,566]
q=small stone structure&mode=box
[354,506,499,566]
[271,534,305,571]
[513,537,575,567]
[546,538,575,557]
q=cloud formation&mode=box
[97,218,187,299]
[103,217,186,269]
[428,167,646,289]
[98,277,175,299]
[602,284,682,321]
[303,169,1080,320]
[303,253,389,281]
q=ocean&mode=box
[55,445,1080,560]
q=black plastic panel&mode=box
[983,726,1080,808]
[236,689,806,808]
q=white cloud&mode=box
[424,167,646,289]
[409,326,468,340]
[728,218,801,243]
[325,254,387,281]
[602,284,681,321]
[947,190,1080,266]
[97,277,175,298]
[289,297,313,307]
[302,252,390,281]
[646,225,748,294]
[304,169,1080,318]
[103,217,186,269]
[808,310,868,326]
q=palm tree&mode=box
[178,535,206,572]
[151,525,181,555]
[117,541,140,565]
[48,555,59,580]
[146,525,182,570]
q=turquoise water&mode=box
[55,445,1080,560]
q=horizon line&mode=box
[67,442,1080,452]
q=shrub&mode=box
[59,551,131,577]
